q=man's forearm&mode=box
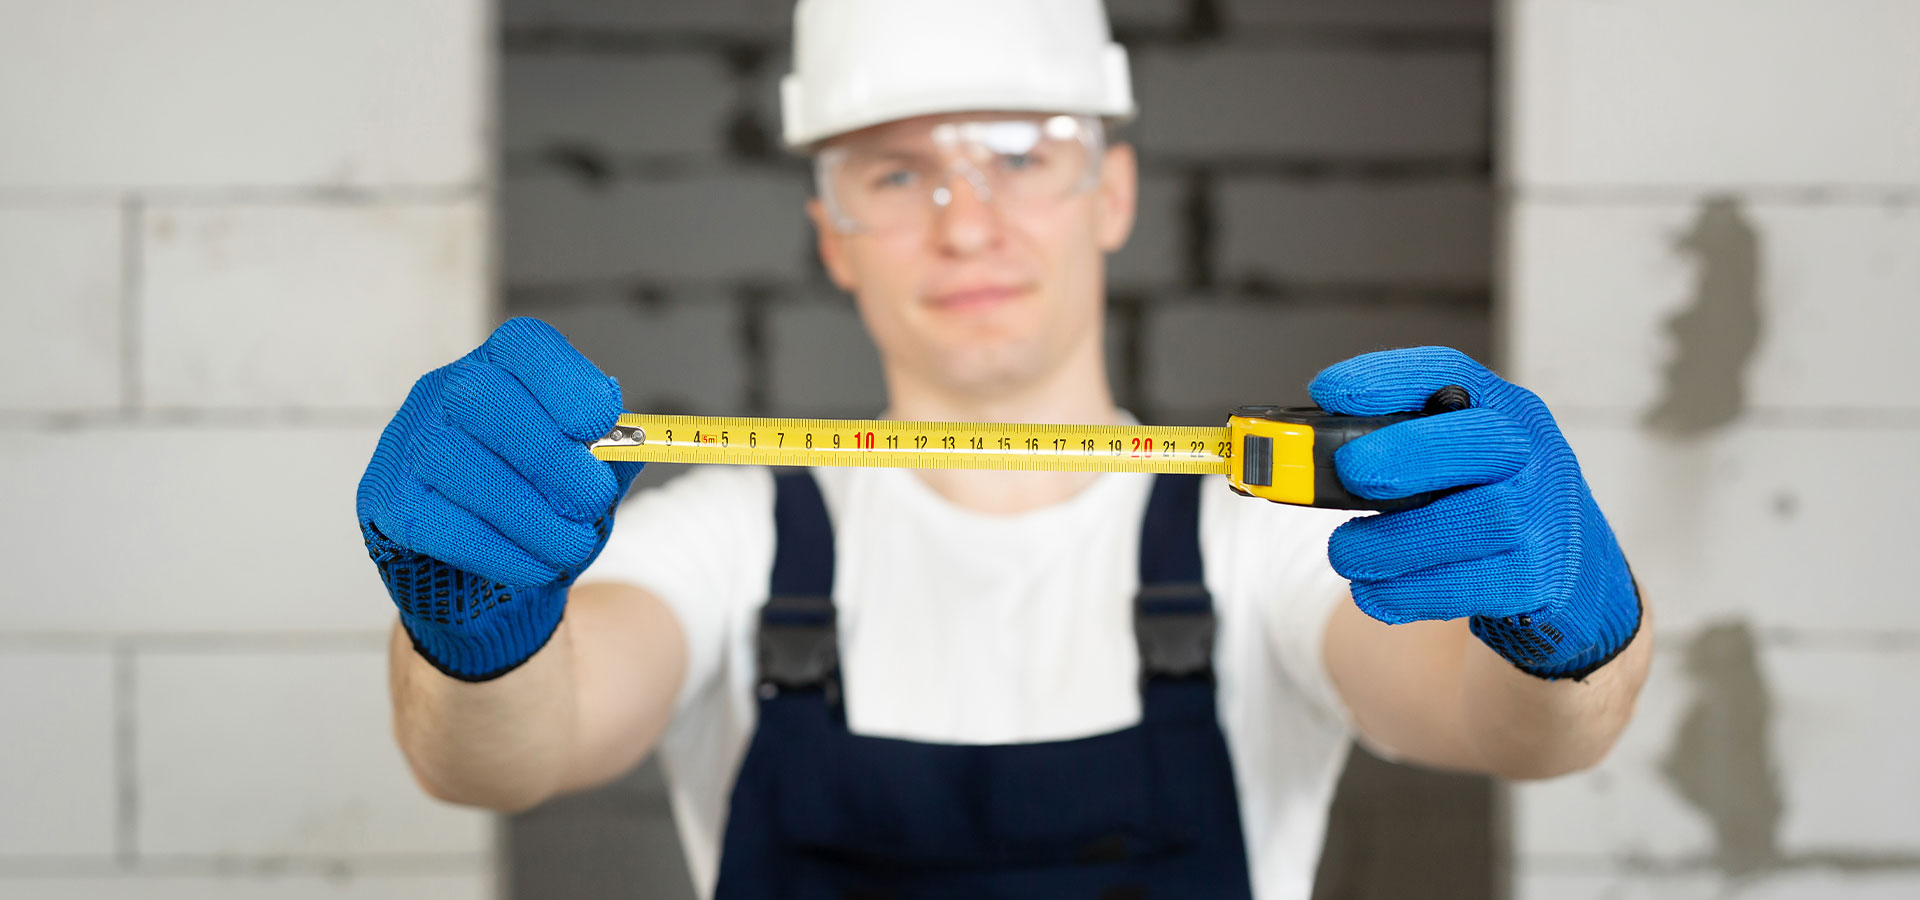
[1459,606,1654,780]
[388,618,579,812]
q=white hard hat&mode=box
[780,0,1137,151]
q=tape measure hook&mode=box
[595,424,647,447]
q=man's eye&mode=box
[872,169,917,190]
[999,153,1042,172]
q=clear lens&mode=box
[816,115,1104,234]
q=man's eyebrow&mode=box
[845,148,935,164]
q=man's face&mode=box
[807,112,1138,399]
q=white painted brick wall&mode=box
[1769,646,1920,854]
[1510,0,1920,189]
[1509,201,1920,416]
[140,201,488,410]
[0,874,491,900]
[0,1,486,191]
[1,426,396,634]
[0,204,123,411]
[0,650,117,856]
[1515,869,1920,900]
[135,649,490,857]
[1560,425,1920,635]
[1504,0,1920,895]
[0,1,496,895]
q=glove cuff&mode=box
[399,584,568,682]
[1472,564,1643,682]
[363,520,569,682]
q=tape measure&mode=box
[590,387,1470,512]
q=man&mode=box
[358,1,1650,897]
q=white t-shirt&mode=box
[583,463,1358,900]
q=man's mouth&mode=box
[927,283,1031,312]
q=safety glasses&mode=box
[814,114,1106,235]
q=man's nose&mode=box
[930,168,1002,255]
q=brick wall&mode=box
[1501,1,1920,898]
[0,3,496,899]
[497,1,1497,898]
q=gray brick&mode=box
[1106,0,1189,30]
[504,54,736,159]
[521,293,751,416]
[766,296,887,417]
[504,172,812,285]
[1223,0,1491,29]
[508,759,695,900]
[1215,178,1490,288]
[503,0,792,33]
[1107,174,1186,289]
[745,50,793,154]
[1134,48,1487,159]
[1142,300,1491,416]
[1104,309,1133,407]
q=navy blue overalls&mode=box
[713,472,1257,899]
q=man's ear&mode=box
[807,197,859,292]
[1094,142,1139,254]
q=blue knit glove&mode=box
[1310,347,1641,680]
[356,318,644,681]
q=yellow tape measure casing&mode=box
[1224,411,1316,505]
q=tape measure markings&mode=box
[590,414,1233,475]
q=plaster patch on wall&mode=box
[1643,196,1763,439]
[1660,621,1784,878]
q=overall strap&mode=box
[759,470,842,703]
[1136,474,1215,683]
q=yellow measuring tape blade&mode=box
[590,414,1234,475]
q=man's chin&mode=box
[924,347,1052,396]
